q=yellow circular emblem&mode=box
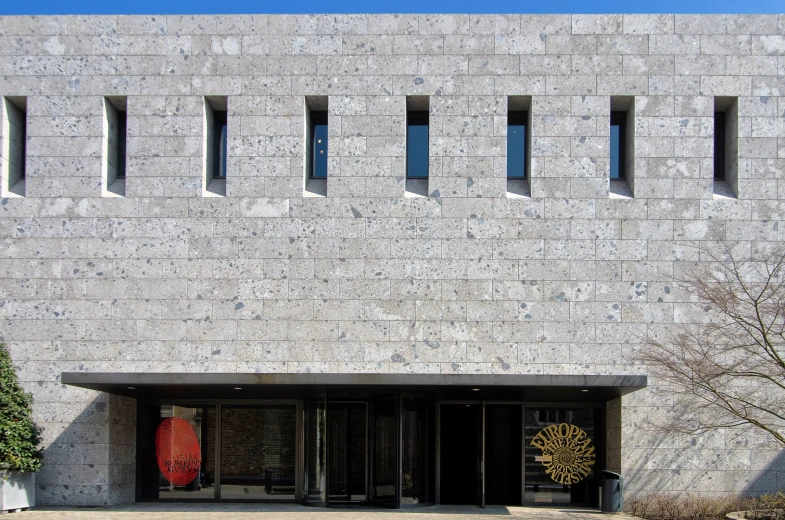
[531,423,596,485]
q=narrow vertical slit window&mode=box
[309,111,328,179]
[2,97,26,197]
[117,110,127,180]
[304,96,328,197]
[203,96,228,197]
[714,111,725,181]
[506,96,531,198]
[406,112,429,179]
[507,112,526,179]
[405,96,429,197]
[609,96,635,198]
[212,110,228,179]
[610,112,626,180]
[713,97,738,198]
[103,97,127,197]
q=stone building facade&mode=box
[0,13,784,507]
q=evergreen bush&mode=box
[0,343,43,473]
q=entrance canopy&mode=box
[61,372,646,402]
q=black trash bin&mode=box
[599,470,623,513]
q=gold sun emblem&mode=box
[531,423,596,485]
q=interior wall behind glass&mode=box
[402,398,429,505]
[220,406,297,500]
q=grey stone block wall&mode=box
[0,13,783,505]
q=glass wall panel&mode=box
[305,399,327,504]
[139,404,215,500]
[219,405,296,500]
[327,402,367,503]
[371,397,398,507]
[524,408,600,506]
[402,398,435,505]
[427,401,436,503]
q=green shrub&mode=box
[0,343,43,473]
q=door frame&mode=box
[438,400,605,508]
[139,396,606,507]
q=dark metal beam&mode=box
[61,372,647,402]
[62,371,646,388]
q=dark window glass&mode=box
[138,404,216,500]
[116,110,127,179]
[407,111,429,179]
[310,111,328,179]
[610,111,626,180]
[714,111,725,181]
[19,110,26,181]
[525,408,600,506]
[327,402,367,503]
[6,100,27,183]
[221,406,296,500]
[371,396,397,506]
[402,398,437,506]
[212,111,228,178]
[507,111,526,179]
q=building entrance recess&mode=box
[66,373,642,508]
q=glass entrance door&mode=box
[370,396,398,508]
[439,403,483,505]
[139,404,215,500]
[401,398,436,506]
[524,408,600,506]
[327,402,367,503]
[437,404,601,507]
[485,404,523,505]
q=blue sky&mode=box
[0,0,782,15]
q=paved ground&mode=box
[12,503,639,519]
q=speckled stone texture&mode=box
[0,13,784,506]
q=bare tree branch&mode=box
[638,242,785,447]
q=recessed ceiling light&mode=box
[581,389,589,392]
[471,388,480,391]
[234,387,242,390]
[127,386,135,390]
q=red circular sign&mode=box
[155,417,202,486]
